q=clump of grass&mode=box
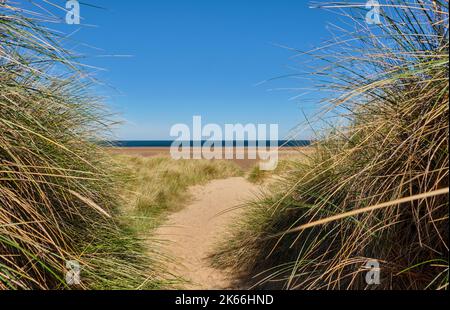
[215,0,449,290]
[247,156,306,184]
[247,166,270,184]
[0,2,155,289]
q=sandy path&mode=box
[155,177,258,289]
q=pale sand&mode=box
[154,177,259,289]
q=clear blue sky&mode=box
[57,0,339,140]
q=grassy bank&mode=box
[214,0,449,290]
[0,2,155,289]
[114,155,242,236]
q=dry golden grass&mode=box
[0,2,155,290]
[214,0,449,290]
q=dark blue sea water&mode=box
[106,140,311,147]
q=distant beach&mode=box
[107,143,312,170]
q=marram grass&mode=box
[214,0,449,290]
[0,2,156,289]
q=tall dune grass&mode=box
[0,2,154,289]
[214,0,449,290]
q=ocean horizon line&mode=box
[105,140,312,147]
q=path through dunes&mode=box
[154,177,259,289]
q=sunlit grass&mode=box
[0,1,156,290]
[214,0,449,290]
